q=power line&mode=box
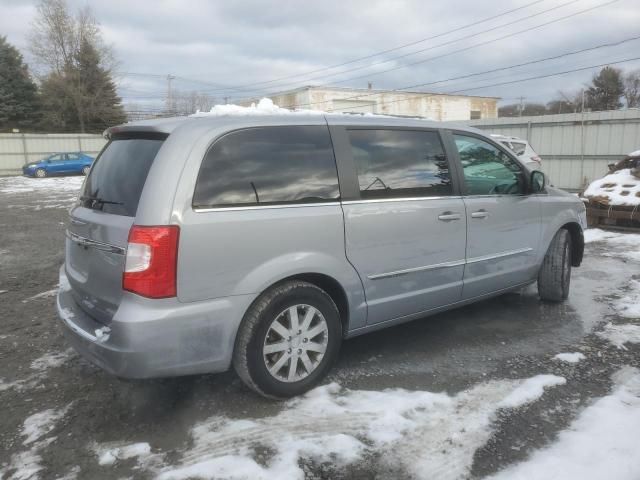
[199,0,547,93]
[270,0,619,102]
[245,0,581,97]
[283,33,640,109]
[330,56,640,113]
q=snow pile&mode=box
[487,367,640,480]
[597,323,640,349]
[190,98,324,117]
[153,375,564,480]
[553,352,586,363]
[95,442,152,466]
[629,149,640,157]
[583,168,640,206]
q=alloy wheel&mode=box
[263,304,329,383]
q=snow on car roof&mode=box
[190,97,398,119]
[628,149,640,157]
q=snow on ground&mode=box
[583,168,640,206]
[29,349,73,371]
[2,406,71,480]
[487,367,640,480]
[22,288,58,304]
[0,176,84,195]
[612,279,640,319]
[553,352,586,363]
[597,323,640,350]
[95,442,152,466]
[0,349,73,393]
[584,228,640,262]
[144,375,564,480]
[496,375,566,409]
[22,407,70,445]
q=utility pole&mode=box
[580,89,586,188]
[166,74,176,114]
[518,96,525,117]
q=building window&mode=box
[470,110,482,120]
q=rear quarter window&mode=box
[82,134,166,216]
[193,126,340,208]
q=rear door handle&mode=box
[438,212,462,221]
[471,210,489,219]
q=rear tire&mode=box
[538,229,572,302]
[35,168,47,178]
[82,166,90,175]
[233,281,342,398]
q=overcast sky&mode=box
[1,0,639,110]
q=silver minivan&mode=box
[57,114,587,398]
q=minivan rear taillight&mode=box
[123,226,179,298]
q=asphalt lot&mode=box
[0,175,639,480]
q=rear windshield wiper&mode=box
[80,195,124,206]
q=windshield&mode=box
[81,134,166,216]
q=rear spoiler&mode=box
[103,117,187,139]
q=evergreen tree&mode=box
[0,36,40,131]
[586,66,624,111]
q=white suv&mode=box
[491,134,542,171]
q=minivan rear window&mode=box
[81,134,166,217]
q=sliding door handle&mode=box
[438,212,462,221]
[471,210,489,219]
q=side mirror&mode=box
[530,170,545,193]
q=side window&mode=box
[510,142,527,156]
[66,153,79,161]
[48,154,62,162]
[454,134,525,196]
[193,126,340,208]
[347,129,451,199]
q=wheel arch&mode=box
[271,273,350,337]
[561,222,584,266]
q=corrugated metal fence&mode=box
[464,109,640,190]
[3,111,640,188]
[0,133,106,175]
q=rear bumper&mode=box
[56,267,256,379]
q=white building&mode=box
[250,86,499,121]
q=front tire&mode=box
[233,281,342,398]
[538,229,572,302]
[35,168,47,178]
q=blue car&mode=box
[22,152,94,178]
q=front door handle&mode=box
[471,210,489,219]
[438,212,462,221]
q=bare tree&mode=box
[174,90,217,115]
[624,70,640,108]
[28,0,124,132]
